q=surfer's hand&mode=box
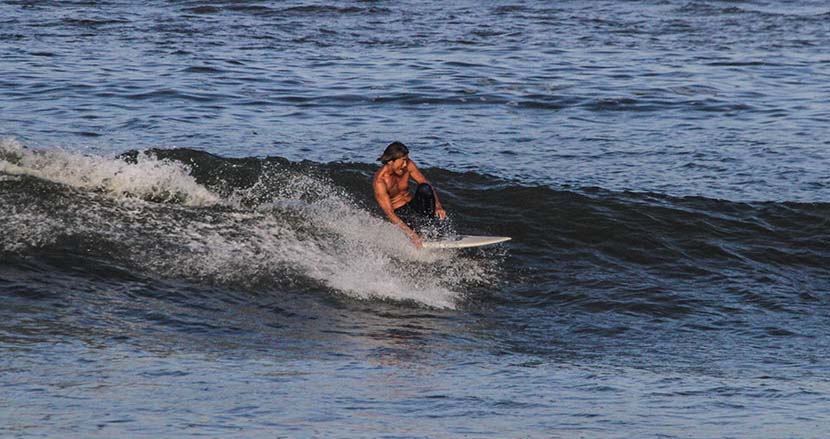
[409,233,423,249]
[435,207,447,220]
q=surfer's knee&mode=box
[415,183,433,197]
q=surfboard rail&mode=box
[422,235,511,249]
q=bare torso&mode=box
[373,166,412,210]
[372,156,446,248]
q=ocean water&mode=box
[1,1,829,437]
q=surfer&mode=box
[373,141,447,248]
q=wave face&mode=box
[1,140,502,309]
[3,141,827,316]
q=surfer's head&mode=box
[378,141,409,165]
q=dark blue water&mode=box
[2,1,830,437]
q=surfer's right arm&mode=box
[373,178,423,248]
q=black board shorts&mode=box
[394,183,443,236]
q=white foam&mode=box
[0,138,220,206]
[0,205,64,252]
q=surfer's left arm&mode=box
[408,161,447,220]
[373,176,424,248]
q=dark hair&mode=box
[377,141,409,164]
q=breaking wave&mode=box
[0,139,502,309]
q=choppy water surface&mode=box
[2,1,830,437]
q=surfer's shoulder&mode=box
[373,167,389,187]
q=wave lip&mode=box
[0,138,220,206]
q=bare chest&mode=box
[383,173,410,197]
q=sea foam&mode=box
[1,139,498,309]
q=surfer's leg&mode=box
[394,204,418,230]
[409,183,451,239]
[410,183,435,216]
[395,184,448,239]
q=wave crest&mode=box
[0,138,220,206]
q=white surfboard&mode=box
[423,235,511,249]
